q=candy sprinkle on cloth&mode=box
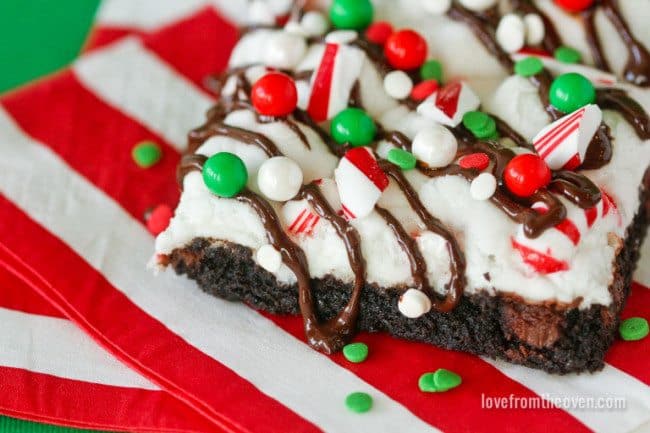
[619,317,649,341]
[345,392,373,413]
[419,369,462,393]
[343,342,369,363]
[132,140,162,168]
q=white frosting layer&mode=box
[157,1,650,308]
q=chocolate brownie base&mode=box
[167,171,649,374]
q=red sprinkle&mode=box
[384,29,428,70]
[503,154,552,198]
[365,21,393,46]
[410,79,438,101]
[146,204,173,236]
[251,72,297,117]
[458,153,490,171]
[553,0,594,13]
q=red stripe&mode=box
[306,215,320,235]
[554,219,581,245]
[307,43,338,122]
[534,109,584,153]
[341,204,356,220]
[296,213,314,234]
[344,148,389,191]
[435,81,462,118]
[584,206,598,228]
[0,198,322,433]
[263,313,591,433]
[511,238,570,274]
[0,265,63,318]
[0,366,214,433]
[85,26,144,52]
[288,209,307,232]
[539,122,580,159]
[142,7,238,93]
[606,283,650,386]
[1,71,181,223]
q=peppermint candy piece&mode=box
[256,244,283,272]
[284,201,321,236]
[412,124,458,168]
[257,156,303,201]
[306,41,365,122]
[335,147,389,219]
[512,49,618,86]
[417,81,481,127]
[496,14,526,54]
[398,289,432,318]
[511,201,589,274]
[532,104,602,170]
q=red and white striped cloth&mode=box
[1,2,650,433]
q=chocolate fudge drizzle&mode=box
[176,1,650,353]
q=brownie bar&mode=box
[166,169,649,374]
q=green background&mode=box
[0,0,100,93]
[0,1,115,432]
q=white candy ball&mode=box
[398,288,432,318]
[496,14,526,54]
[325,30,358,45]
[420,0,452,14]
[470,173,497,200]
[301,11,329,37]
[256,244,282,273]
[524,13,545,46]
[458,0,498,12]
[412,125,458,168]
[249,0,275,25]
[257,156,304,201]
[265,32,307,69]
[383,71,413,100]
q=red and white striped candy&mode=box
[334,147,389,220]
[282,178,342,236]
[416,81,480,127]
[511,201,590,274]
[532,104,602,170]
[306,40,365,122]
[512,49,618,86]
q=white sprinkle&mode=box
[411,124,458,168]
[457,0,498,12]
[265,32,307,69]
[420,0,452,15]
[325,30,358,45]
[470,173,497,200]
[256,244,283,273]
[258,156,304,202]
[496,14,526,53]
[524,13,546,46]
[383,70,413,100]
[301,11,329,37]
[398,289,432,318]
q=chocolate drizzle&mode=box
[512,0,563,53]
[596,88,650,139]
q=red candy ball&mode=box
[146,204,173,236]
[504,154,552,197]
[251,72,298,117]
[365,21,393,45]
[410,79,438,101]
[553,0,594,12]
[384,29,428,70]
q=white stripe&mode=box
[73,38,214,151]
[634,231,650,287]
[0,108,439,433]
[486,359,650,433]
[0,307,158,390]
[96,0,211,30]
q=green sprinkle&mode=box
[202,152,248,198]
[619,317,649,341]
[462,111,489,132]
[387,148,417,170]
[419,369,462,392]
[473,117,497,139]
[343,342,369,363]
[554,46,582,64]
[330,0,374,30]
[132,140,162,168]
[345,392,373,413]
[330,108,376,147]
[514,56,544,77]
[420,60,443,82]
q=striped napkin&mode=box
[1,1,649,432]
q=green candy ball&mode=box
[329,0,374,30]
[549,73,595,113]
[420,60,443,82]
[202,152,248,198]
[331,108,376,147]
